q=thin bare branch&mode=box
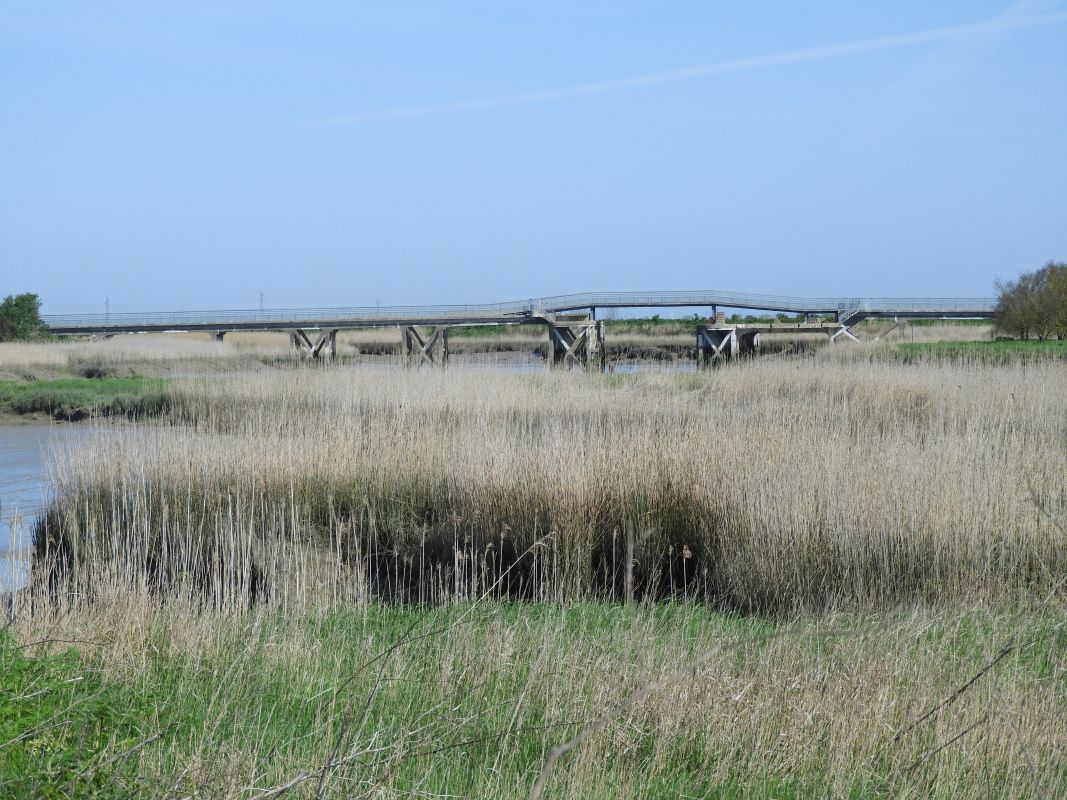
[893,643,1013,742]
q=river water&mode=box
[0,424,83,592]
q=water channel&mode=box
[0,424,84,592]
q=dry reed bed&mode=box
[34,356,1067,611]
[0,330,542,372]
[0,334,242,368]
[0,330,409,368]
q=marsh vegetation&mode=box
[2,332,1066,797]
[31,355,1067,611]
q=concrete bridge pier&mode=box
[739,330,760,356]
[290,329,338,359]
[696,325,737,368]
[402,325,449,367]
[548,321,605,371]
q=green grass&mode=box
[0,376,169,420]
[5,603,1064,798]
[0,631,150,798]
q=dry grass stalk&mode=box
[24,356,1066,611]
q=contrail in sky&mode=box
[306,10,1067,127]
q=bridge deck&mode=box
[41,290,996,335]
[45,316,537,336]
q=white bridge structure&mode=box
[43,290,996,369]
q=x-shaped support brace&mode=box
[829,325,859,343]
[872,320,906,342]
[696,327,736,368]
[549,325,592,368]
[291,329,336,359]
[403,326,448,367]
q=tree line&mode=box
[995,262,1067,340]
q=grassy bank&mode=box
[0,377,169,421]
[5,601,1065,798]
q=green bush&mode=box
[0,294,47,341]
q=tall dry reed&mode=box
[31,355,1067,612]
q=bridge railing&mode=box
[862,298,998,312]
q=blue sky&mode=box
[2,1,1066,314]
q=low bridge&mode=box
[42,290,996,369]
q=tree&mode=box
[1046,263,1067,340]
[995,263,1067,340]
[0,293,47,341]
